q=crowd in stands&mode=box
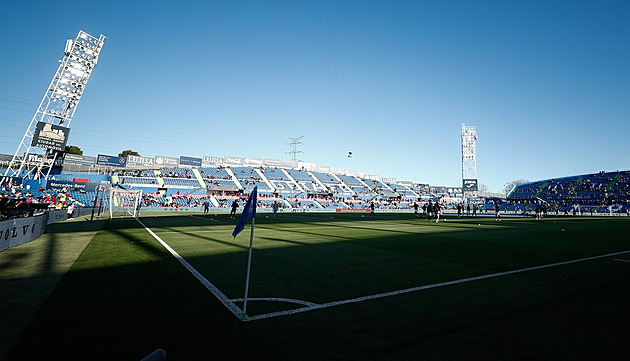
[507,170,630,214]
[159,168,193,179]
[118,170,154,177]
[3,167,630,220]
[0,183,83,220]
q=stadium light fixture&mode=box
[1,30,106,185]
[461,123,478,197]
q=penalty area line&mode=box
[244,249,630,322]
[136,219,244,320]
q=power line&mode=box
[323,0,350,143]
[287,136,303,161]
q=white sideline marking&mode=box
[136,219,244,319]
[138,219,630,322]
[614,258,630,263]
[243,249,630,322]
[229,297,319,307]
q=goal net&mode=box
[109,188,143,219]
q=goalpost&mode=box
[109,188,143,219]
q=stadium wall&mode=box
[0,214,47,253]
[0,208,96,253]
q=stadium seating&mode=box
[230,167,273,192]
[507,170,630,214]
[5,159,629,216]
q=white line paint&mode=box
[614,258,630,263]
[243,249,630,322]
[138,218,630,322]
[229,297,319,307]
[137,219,244,319]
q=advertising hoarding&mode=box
[154,155,179,168]
[179,156,202,167]
[96,154,127,167]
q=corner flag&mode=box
[232,186,257,238]
[231,186,258,319]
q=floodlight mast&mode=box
[1,30,106,185]
[461,123,478,199]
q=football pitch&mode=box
[3,212,630,360]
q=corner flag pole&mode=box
[242,217,256,319]
[232,185,257,320]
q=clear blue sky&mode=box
[1,1,629,193]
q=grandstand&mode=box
[198,167,240,192]
[507,170,630,214]
[230,167,274,193]
[258,167,301,196]
[309,171,354,196]
[2,147,630,216]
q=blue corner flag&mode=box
[232,186,258,238]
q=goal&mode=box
[109,188,143,219]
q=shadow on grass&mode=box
[0,219,106,361]
[4,216,630,361]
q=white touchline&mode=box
[137,219,244,319]
[138,219,630,323]
[614,258,630,263]
[243,249,630,322]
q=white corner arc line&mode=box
[230,297,319,307]
[135,218,630,322]
[137,219,244,319]
[244,249,630,322]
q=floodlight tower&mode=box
[1,30,106,185]
[461,123,478,198]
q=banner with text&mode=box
[202,156,224,167]
[243,157,264,166]
[47,180,99,192]
[262,158,298,169]
[62,154,96,167]
[0,214,47,253]
[223,156,243,166]
[126,155,155,168]
[97,154,127,167]
[154,155,179,168]
[179,156,202,167]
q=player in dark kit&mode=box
[230,199,239,219]
[434,202,442,223]
[495,202,501,221]
[203,199,210,215]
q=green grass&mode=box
[3,213,630,360]
[0,219,105,360]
